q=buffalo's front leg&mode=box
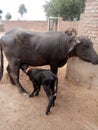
[6,64,16,85]
[8,59,27,94]
[50,65,58,75]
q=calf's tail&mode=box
[0,43,3,80]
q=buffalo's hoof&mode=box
[29,93,34,97]
[20,88,27,95]
[23,93,28,96]
[10,80,16,85]
[29,91,39,97]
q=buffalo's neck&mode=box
[59,51,76,67]
[55,51,76,67]
[67,49,76,58]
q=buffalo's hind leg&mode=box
[8,59,27,94]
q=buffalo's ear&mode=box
[75,38,81,44]
[68,38,81,53]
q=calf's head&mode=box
[69,36,98,64]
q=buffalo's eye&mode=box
[84,44,89,49]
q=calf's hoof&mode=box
[45,111,49,115]
[45,110,50,115]
[34,92,39,96]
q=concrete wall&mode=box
[66,58,98,89]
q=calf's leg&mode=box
[29,82,40,97]
[43,85,55,115]
[50,79,58,106]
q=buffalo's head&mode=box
[68,36,98,64]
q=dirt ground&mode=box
[0,55,98,130]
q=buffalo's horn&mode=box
[65,27,77,38]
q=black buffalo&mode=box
[21,64,58,115]
[0,27,98,94]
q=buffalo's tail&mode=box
[54,77,58,96]
[0,41,3,80]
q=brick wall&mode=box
[2,19,79,33]
[79,0,98,45]
[58,17,79,32]
[2,20,48,32]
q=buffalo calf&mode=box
[21,64,58,115]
